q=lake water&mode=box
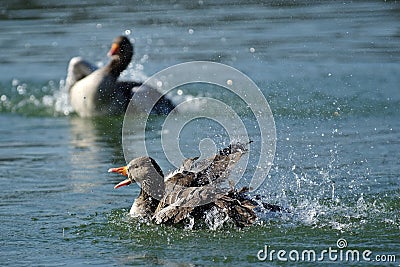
[1,1,399,266]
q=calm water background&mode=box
[1,1,399,266]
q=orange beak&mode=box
[107,43,119,56]
[108,166,132,189]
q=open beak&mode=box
[107,43,119,57]
[108,166,132,189]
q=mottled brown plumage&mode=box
[109,142,278,228]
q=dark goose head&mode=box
[107,36,134,76]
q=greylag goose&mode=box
[108,142,282,228]
[66,36,175,117]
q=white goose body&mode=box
[67,36,175,117]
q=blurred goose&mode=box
[108,142,282,228]
[66,36,175,117]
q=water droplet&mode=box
[96,23,102,29]
[249,47,255,53]
[226,79,233,86]
[156,81,163,88]
[177,89,183,96]
[125,29,131,35]
[188,28,194,34]
[12,79,19,87]
[140,54,149,64]
[17,85,26,95]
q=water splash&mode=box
[0,78,72,116]
[204,206,230,230]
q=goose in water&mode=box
[108,142,282,228]
[66,36,175,117]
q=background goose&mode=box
[66,36,175,117]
